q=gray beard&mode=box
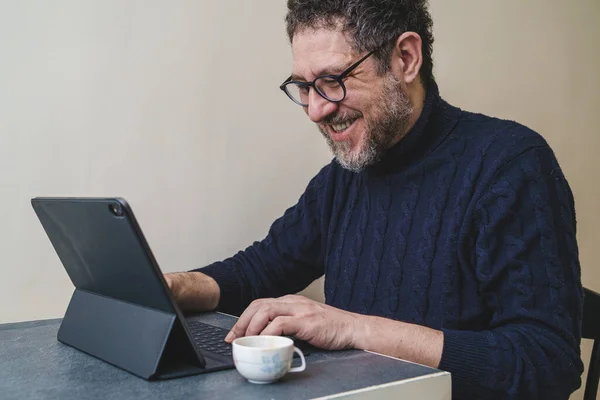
[319,74,413,173]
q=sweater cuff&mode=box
[439,329,492,385]
[191,262,244,316]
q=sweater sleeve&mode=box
[439,146,584,399]
[193,169,328,316]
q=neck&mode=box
[388,80,427,148]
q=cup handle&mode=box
[289,346,306,373]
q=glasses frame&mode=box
[279,49,378,107]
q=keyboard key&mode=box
[187,321,232,356]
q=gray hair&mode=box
[285,0,435,86]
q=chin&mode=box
[333,145,373,173]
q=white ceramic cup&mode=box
[232,336,306,384]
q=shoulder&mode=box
[453,107,552,163]
[445,104,564,185]
[433,100,573,211]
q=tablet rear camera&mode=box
[109,203,123,217]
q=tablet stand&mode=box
[57,289,203,380]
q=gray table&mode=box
[0,313,451,399]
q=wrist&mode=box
[350,313,371,350]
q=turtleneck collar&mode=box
[365,81,460,175]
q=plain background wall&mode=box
[0,1,598,398]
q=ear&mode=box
[390,32,423,84]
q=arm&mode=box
[225,294,444,369]
[164,271,220,312]
[438,145,583,399]
[187,168,329,315]
[353,316,443,368]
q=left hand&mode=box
[224,295,364,350]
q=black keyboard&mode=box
[187,320,232,357]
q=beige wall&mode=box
[0,1,598,398]
[0,0,331,323]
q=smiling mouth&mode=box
[330,118,358,133]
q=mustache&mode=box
[321,112,362,125]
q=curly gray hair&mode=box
[285,0,435,86]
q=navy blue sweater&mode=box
[199,83,583,399]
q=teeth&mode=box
[331,119,355,133]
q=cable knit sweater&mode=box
[198,83,583,399]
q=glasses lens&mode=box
[284,83,309,106]
[315,77,344,102]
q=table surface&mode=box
[0,312,447,399]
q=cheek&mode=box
[346,80,388,115]
[339,92,372,119]
[339,91,359,110]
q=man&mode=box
[165,1,583,398]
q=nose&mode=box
[306,88,338,123]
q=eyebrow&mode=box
[291,64,347,82]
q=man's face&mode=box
[291,29,413,172]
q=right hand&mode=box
[163,271,220,312]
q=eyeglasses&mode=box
[279,49,377,107]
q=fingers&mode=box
[260,316,302,337]
[239,305,272,338]
[225,299,263,342]
[244,306,285,337]
[225,299,299,342]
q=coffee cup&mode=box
[232,335,306,384]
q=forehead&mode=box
[291,29,356,80]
